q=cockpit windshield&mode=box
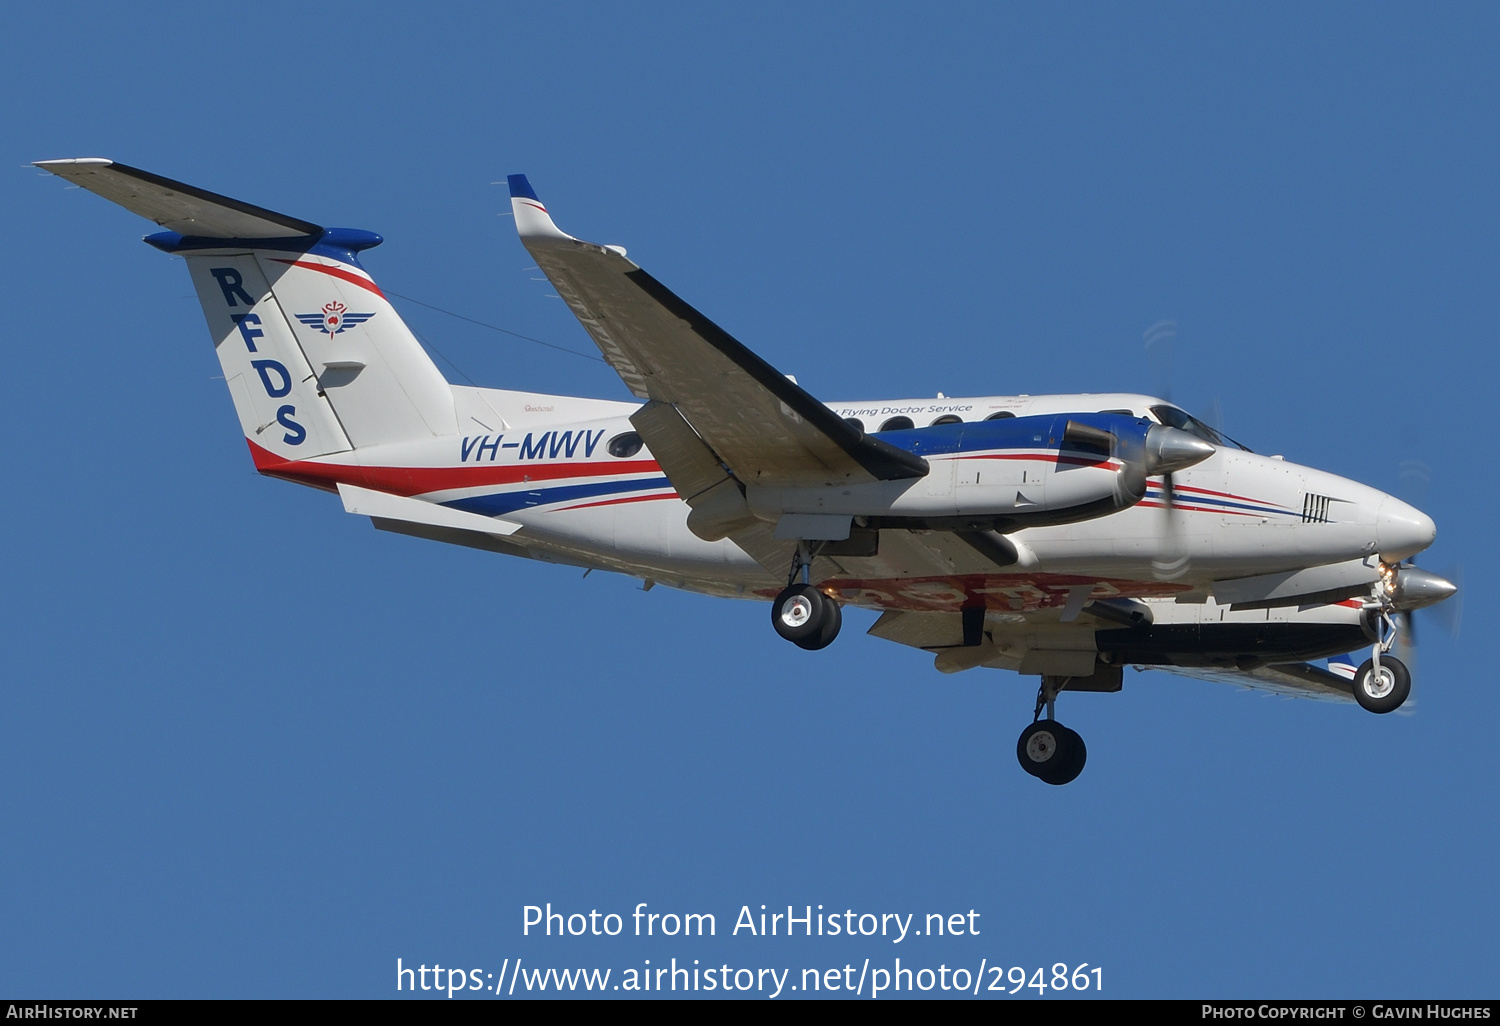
[1149,405,1252,452]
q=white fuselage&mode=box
[274,388,1431,614]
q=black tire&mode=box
[1352,656,1411,714]
[772,584,827,645]
[795,594,843,651]
[1017,721,1086,785]
[1039,724,1087,785]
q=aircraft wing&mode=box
[1155,663,1356,702]
[507,175,928,489]
[864,606,1359,701]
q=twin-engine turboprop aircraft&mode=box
[38,158,1458,784]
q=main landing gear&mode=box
[1016,676,1087,785]
[1353,606,1411,714]
[771,542,842,650]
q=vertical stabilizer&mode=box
[184,252,353,461]
[165,234,459,453]
[36,158,458,462]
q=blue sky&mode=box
[1,2,1494,998]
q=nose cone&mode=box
[1392,565,1458,611]
[1143,425,1216,475]
[1377,496,1436,561]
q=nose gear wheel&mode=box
[1355,598,1412,713]
[1353,656,1410,714]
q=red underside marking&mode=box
[753,572,1193,610]
[556,491,679,512]
[269,258,386,298]
[246,438,663,496]
[1337,598,1366,608]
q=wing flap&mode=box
[629,400,758,541]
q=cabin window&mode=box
[984,411,1017,421]
[930,414,963,426]
[607,431,643,458]
[879,416,914,431]
[843,417,864,433]
[1148,405,1252,452]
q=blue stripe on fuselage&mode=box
[1146,489,1289,516]
[441,476,672,517]
[876,412,1150,457]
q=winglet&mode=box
[506,174,539,201]
[508,173,574,242]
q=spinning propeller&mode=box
[1142,320,1218,580]
[1386,461,1462,714]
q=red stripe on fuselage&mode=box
[555,491,680,512]
[246,438,663,496]
[1136,500,1279,517]
[269,258,386,298]
[1164,482,1290,508]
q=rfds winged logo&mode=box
[295,301,375,335]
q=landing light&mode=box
[1379,561,1398,597]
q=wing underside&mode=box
[1155,662,1356,701]
[864,604,1360,701]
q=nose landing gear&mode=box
[1353,655,1411,714]
[1354,605,1412,714]
[771,542,842,650]
[1017,676,1087,785]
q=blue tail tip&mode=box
[507,174,538,201]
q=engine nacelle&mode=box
[745,413,1214,533]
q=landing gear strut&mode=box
[1016,676,1087,785]
[1355,605,1411,714]
[771,541,842,650]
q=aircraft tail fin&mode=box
[36,159,457,464]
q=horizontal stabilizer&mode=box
[338,484,522,536]
[35,158,321,238]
